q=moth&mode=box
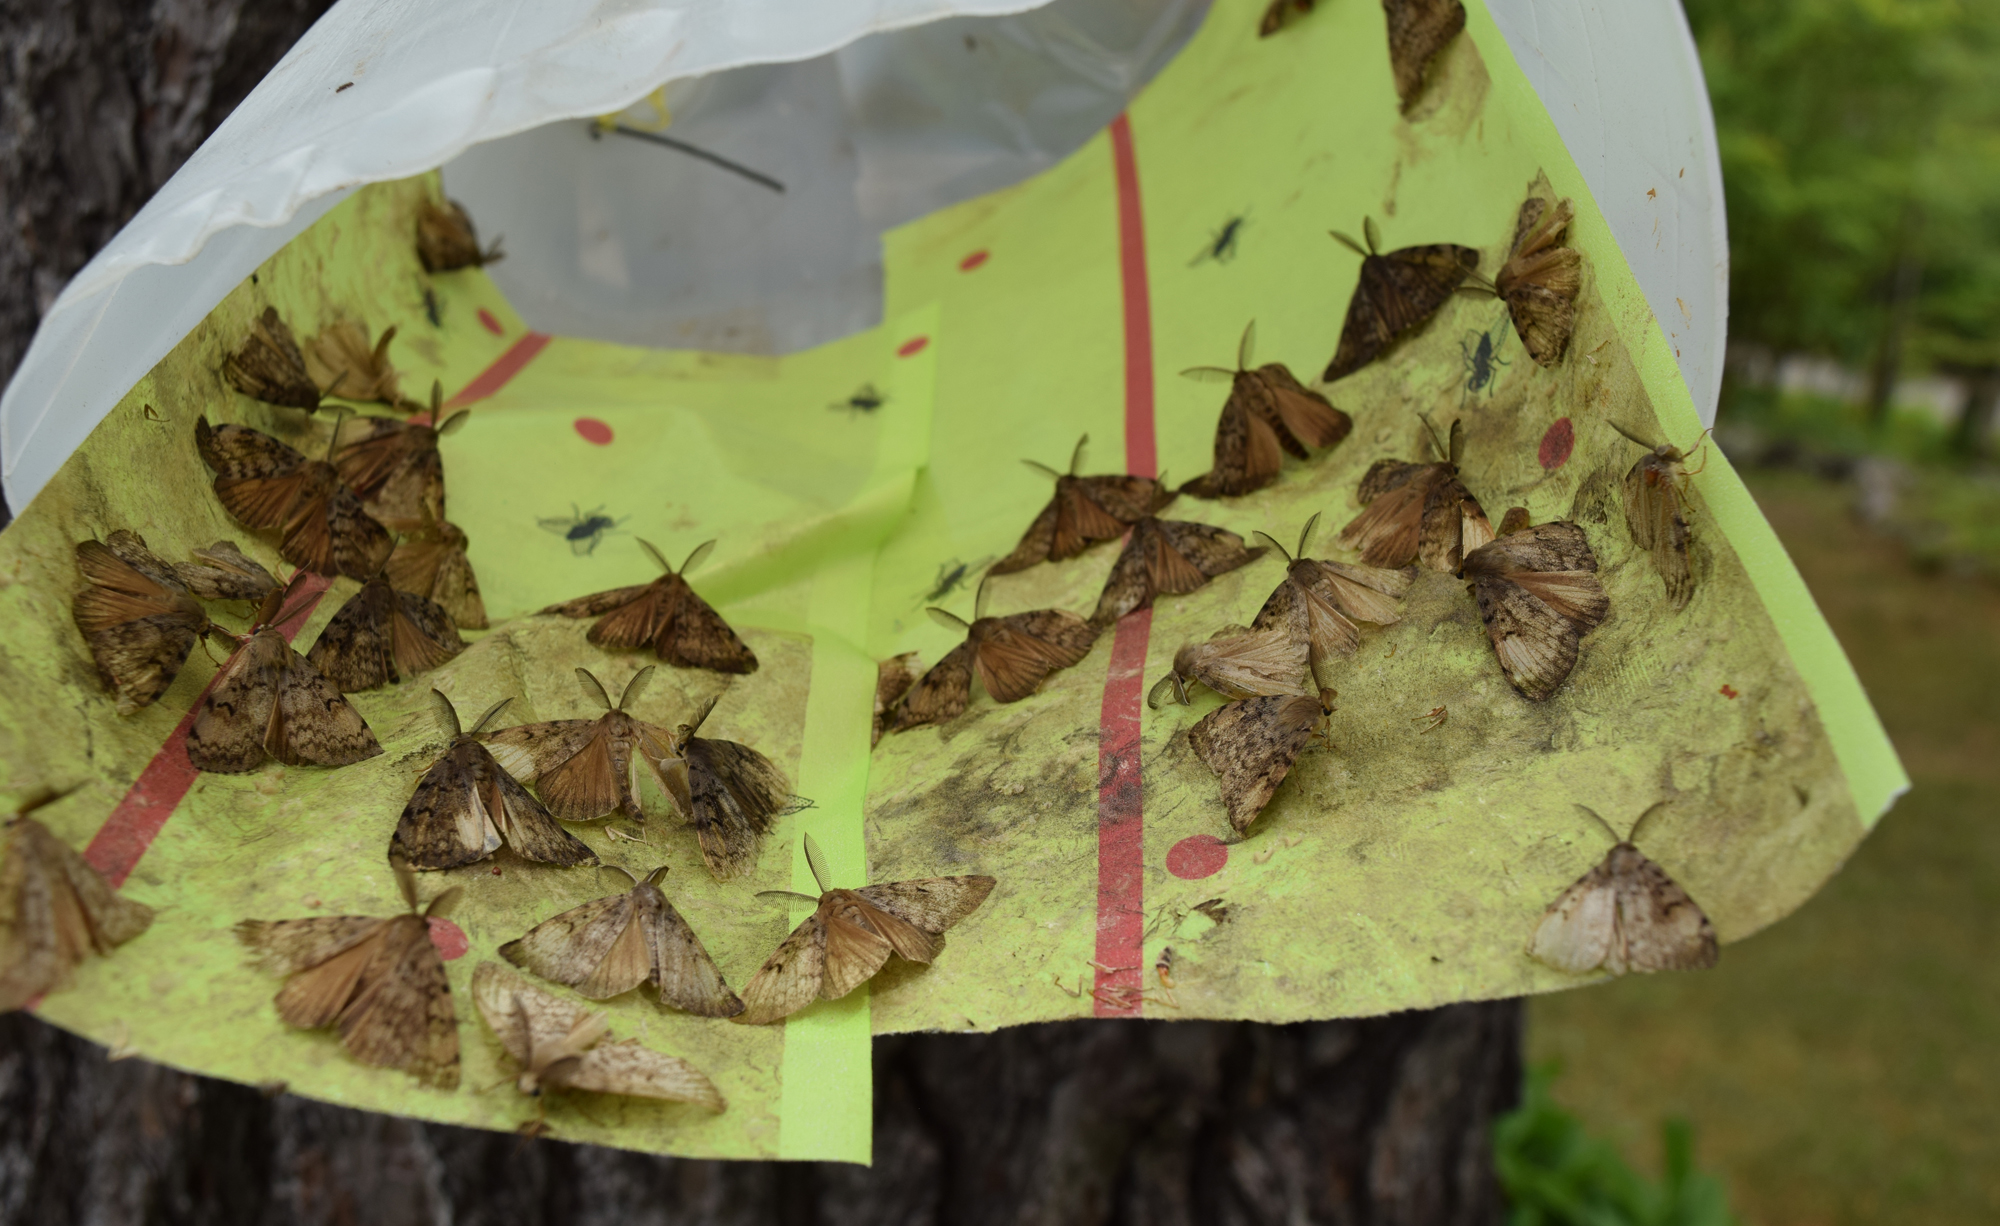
[186,585,383,773]
[990,436,1176,574]
[540,539,757,675]
[734,835,995,1025]
[416,199,504,272]
[885,598,1098,734]
[873,652,922,746]
[305,321,410,407]
[304,573,465,693]
[1188,689,1337,834]
[1091,517,1266,628]
[472,962,724,1113]
[1530,803,1718,975]
[195,416,394,580]
[72,531,212,714]
[386,517,487,630]
[0,798,155,1011]
[1460,509,1609,701]
[1181,323,1353,499]
[483,667,688,826]
[1323,218,1479,383]
[333,381,466,531]
[390,691,597,871]
[236,860,461,1087]
[1336,417,1493,571]
[499,865,742,1017]
[1613,422,1698,610]
[1383,0,1466,111]
[173,540,279,604]
[1493,183,1583,366]
[223,306,326,410]
[1259,0,1312,37]
[1148,627,1308,709]
[1253,512,1413,683]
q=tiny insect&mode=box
[1413,706,1448,733]
[831,384,885,415]
[919,556,990,605]
[1460,316,1511,403]
[424,287,442,328]
[537,504,628,555]
[1190,214,1248,266]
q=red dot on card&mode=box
[476,308,504,335]
[1721,684,1739,699]
[959,250,989,271]
[897,336,930,358]
[427,917,469,960]
[574,417,614,445]
[1167,835,1229,880]
[1539,418,1575,470]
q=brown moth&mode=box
[989,435,1176,574]
[1494,184,1583,366]
[72,531,213,714]
[1148,627,1309,709]
[223,306,326,410]
[0,797,155,1011]
[1181,322,1353,499]
[334,382,466,531]
[673,695,803,882]
[186,585,383,774]
[540,539,758,675]
[1460,509,1610,701]
[872,652,922,747]
[390,692,597,871]
[386,517,487,630]
[886,596,1098,734]
[1091,517,1266,628]
[173,540,279,604]
[305,321,410,407]
[417,199,505,272]
[1530,803,1718,975]
[1253,512,1413,683]
[1383,0,1466,111]
[195,416,394,580]
[1337,417,1493,571]
[1259,0,1312,36]
[483,667,688,825]
[500,865,742,1017]
[1323,218,1480,382]
[1613,422,1698,610]
[734,835,995,1025]
[236,860,461,1087]
[1189,689,1337,834]
[305,573,465,693]
[472,962,724,1113]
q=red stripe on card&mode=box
[82,566,333,887]
[1094,112,1154,1019]
[441,331,552,409]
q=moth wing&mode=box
[224,309,319,408]
[656,578,759,674]
[490,758,599,866]
[0,843,68,1010]
[1325,260,1400,381]
[1190,628,1311,699]
[1468,573,1579,702]
[640,891,746,1018]
[990,499,1059,574]
[1528,862,1619,973]
[1505,277,1580,367]
[272,467,344,573]
[1250,573,1307,641]
[889,642,975,732]
[972,611,1097,704]
[564,1040,726,1111]
[187,632,287,774]
[1188,695,1325,833]
[854,876,997,940]
[1194,395,1285,498]
[850,898,943,964]
[1417,480,1472,572]
[174,541,279,602]
[1050,476,1132,560]
[1090,530,1157,626]
[820,905,896,1001]
[1624,458,1693,609]
[542,582,658,624]
[528,723,626,822]
[685,737,786,881]
[273,649,382,767]
[268,924,391,1029]
[1380,245,1480,334]
[81,616,202,714]
[1383,0,1467,108]
[1153,519,1263,583]
[367,449,444,532]
[1511,570,1610,629]
[237,915,387,976]
[1614,853,1719,972]
[305,581,398,692]
[1297,582,1362,665]
[337,915,460,1087]
[470,961,537,1064]
[483,719,603,784]
[1075,475,1175,523]
[1339,467,1439,567]
[1307,559,1412,625]
[332,419,413,497]
[389,746,502,871]
[1355,458,1425,505]
[500,892,644,998]
[389,589,465,678]
[873,652,922,747]
[430,543,488,629]
[734,910,829,1025]
[1255,365,1352,450]
[196,419,304,482]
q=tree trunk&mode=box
[0,1004,1519,1225]
[1949,366,2000,457]
[1863,249,1923,427]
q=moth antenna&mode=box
[1457,270,1499,296]
[801,833,834,895]
[1625,800,1673,846]
[1416,413,1447,463]
[428,689,463,740]
[1178,366,1237,383]
[1448,419,1466,467]
[1296,511,1322,559]
[678,539,716,576]
[324,408,351,464]
[1238,320,1257,371]
[1363,216,1382,255]
[391,857,420,912]
[636,538,673,574]
[429,380,442,417]
[599,863,641,888]
[1070,435,1088,476]
[645,865,671,887]
[1022,458,1064,480]
[1330,230,1368,257]
[1252,531,1293,564]
[262,575,319,632]
[679,695,718,739]
[927,607,972,635]
[322,369,352,401]
[467,697,514,736]
[426,886,463,919]
[437,409,471,436]
[617,665,657,712]
[1607,420,1658,450]
[574,668,614,712]
[1572,804,1624,845]
[973,572,993,622]
[7,784,83,819]
[756,889,823,906]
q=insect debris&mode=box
[990,435,1176,574]
[1092,517,1267,629]
[1529,803,1717,976]
[538,504,628,555]
[0,794,155,1010]
[1181,322,1352,499]
[1324,218,1479,383]
[540,538,758,674]
[1459,507,1609,701]
[1189,689,1338,834]
[1337,416,1493,572]
[1413,706,1448,733]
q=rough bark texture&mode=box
[0,1004,1519,1226]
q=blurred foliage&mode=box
[1496,1063,1740,1226]
[1688,0,2000,369]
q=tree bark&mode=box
[0,1004,1519,1226]
[1863,248,1923,427]
[1949,365,2000,457]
